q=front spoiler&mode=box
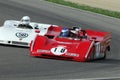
[0,40,29,47]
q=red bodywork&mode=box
[30,26,112,62]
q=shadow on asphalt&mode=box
[0,44,28,49]
[90,59,120,65]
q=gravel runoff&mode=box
[65,0,120,12]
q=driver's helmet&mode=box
[20,16,30,25]
[75,27,81,32]
[60,28,70,37]
[73,27,81,34]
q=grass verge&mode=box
[45,0,120,19]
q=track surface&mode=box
[0,0,120,79]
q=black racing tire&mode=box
[102,49,107,59]
[89,47,95,61]
[90,52,95,60]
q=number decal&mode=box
[54,48,57,52]
[60,48,66,53]
[51,46,67,55]
[54,48,66,53]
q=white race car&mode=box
[0,16,58,47]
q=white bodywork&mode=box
[0,20,55,47]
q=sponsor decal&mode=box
[65,53,79,57]
[37,50,50,53]
[57,41,72,44]
[51,46,67,55]
[16,32,28,38]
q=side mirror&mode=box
[35,30,40,33]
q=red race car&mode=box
[30,26,112,62]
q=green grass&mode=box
[45,0,120,19]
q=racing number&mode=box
[54,48,66,53]
[61,48,66,53]
[54,48,57,52]
[51,46,67,55]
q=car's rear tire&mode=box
[102,49,107,59]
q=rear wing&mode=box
[86,30,112,42]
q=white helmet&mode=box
[75,27,81,31]
[72,27,81,34]
[21,16,30,25]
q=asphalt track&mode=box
[0,0,120,80]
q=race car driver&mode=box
[18,16,33,29]
[60,27,87,39]
[71,27,87,39]
[60,27,80,38]
[60,28,70,37]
